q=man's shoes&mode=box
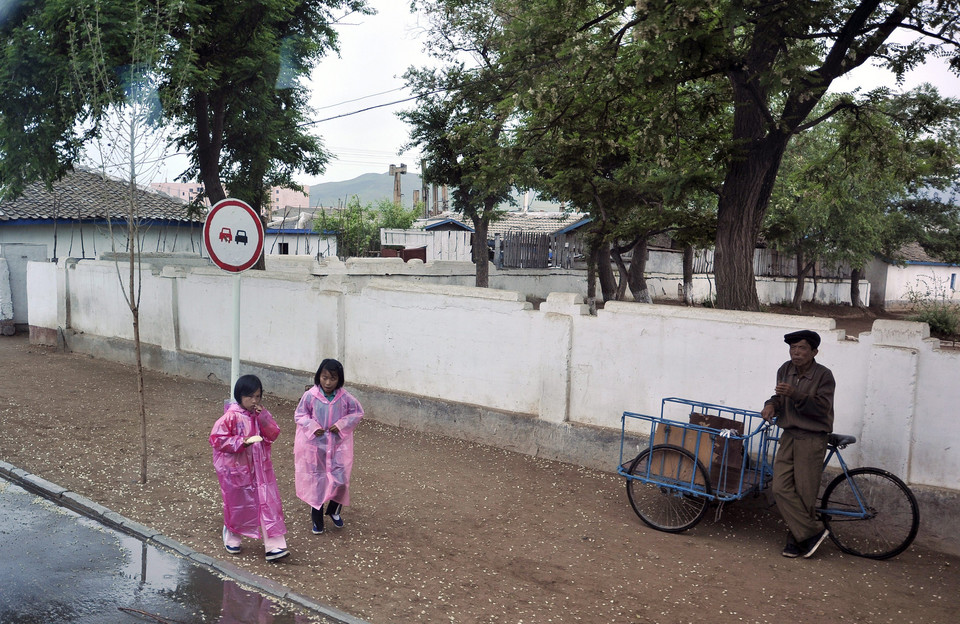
[222,526,241,554]
[781,534,800,558]
[799,529,830,559]
[312,507,324,534]
[265,548,290,562]
[331,513,344,528]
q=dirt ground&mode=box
[1,331,957,624]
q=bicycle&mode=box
[618,397,920,560]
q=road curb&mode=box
[0,460,370,624]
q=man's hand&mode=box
[774,382,796,398]
[761,404,775,422]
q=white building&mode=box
[865,242,960,309]
[1,169,204,262]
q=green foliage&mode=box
[426,1,960,310]
[313,197,420,258]
[904,274,960,340]
[378,199,421,230]
[766,88,960,285]
[0,0,370,210]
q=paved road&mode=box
[0,478,325,624]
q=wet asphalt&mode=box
[0,472,351,624]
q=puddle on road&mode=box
[112,528,328,624]
[0,481,335,624]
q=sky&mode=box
[148,2,960,187]
[299,2,431,184]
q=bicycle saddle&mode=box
[828,433,857,448]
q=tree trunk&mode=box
[586,243,598,314]
[597,241,617,302]
[195,92,227,204]
[792,248,806,311]
[627,237,652,303]
[850,267,864,308]
[134,310,147,484]
[612,247,629,300]
[682,245,694,305]
[715,70,792,311]
[471,214,490,287]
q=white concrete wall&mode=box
[25,261,58,329]
[0,258,12,323]
[25,258,960,491]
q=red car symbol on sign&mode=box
[219,227,233,243]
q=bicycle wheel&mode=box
[626,444,712,533]
[820,468,920,560]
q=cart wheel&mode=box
[820,467,919,559]
[626,444,712,533]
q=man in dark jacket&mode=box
[761,329,835,558]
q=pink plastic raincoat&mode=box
[209,403,287,539]
[293,386,364,508]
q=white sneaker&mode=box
[222,526,240,554]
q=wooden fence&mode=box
[380,229,472,261]
[500,232,550,268]
[693,248,850,278]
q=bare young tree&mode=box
[69,0,189,484]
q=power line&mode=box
[314,87,408,110]
[299,92,436,127]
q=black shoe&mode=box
[311,507,324,534]
[799,529,830,559]
[781,534,800,558]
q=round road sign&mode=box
[203,198,265,272]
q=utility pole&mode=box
[389,163,407,205]
[420,160,429,218]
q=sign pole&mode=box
[231,272,241,400]
[202,198,265,403]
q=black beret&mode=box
[784,329,821,349]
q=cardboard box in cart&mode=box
[651,422,714,486]
[689,412,746,492]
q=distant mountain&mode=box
[309,172,566,213]
[309,172,425,209]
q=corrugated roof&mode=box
[892,241,958,265]
[0,168,200,223]
[423,218,474,232]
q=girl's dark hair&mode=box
[314,358,345,389]
[233,374,263,404]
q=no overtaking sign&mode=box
[203,198,264,272]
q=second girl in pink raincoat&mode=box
[294,358,364,534]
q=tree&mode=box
[766,87,960,309]
[0,0,368,215]
[506,19,724,306]
[459,1,960,310]
[401,1,518,287]
[313,196,422,258]
[68,0,189,485]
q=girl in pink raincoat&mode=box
[210,374,289,562]
[294,359,364,534]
